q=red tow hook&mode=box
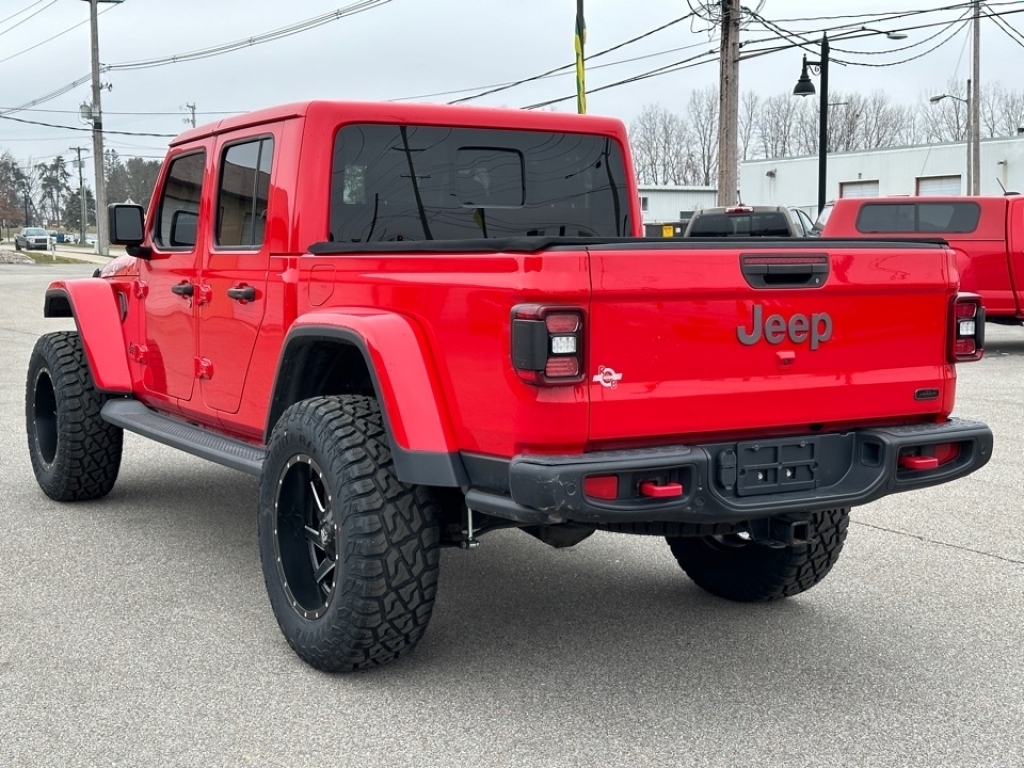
[899,455,939,470]
[639,481,684,498]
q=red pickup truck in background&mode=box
[819,195,1024,324]
[26,101,993,672]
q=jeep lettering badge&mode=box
[737,304,833,350]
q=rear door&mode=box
[587,241,955,444]
[196,130,277,417]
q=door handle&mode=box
[226,285,256,302]
[170,282,194,297]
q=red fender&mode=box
[44,279,132,394]
[284,309,457,454]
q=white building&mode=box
[638,185,717,236]
[740,135,1024,216]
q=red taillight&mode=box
[545,357,579,377]
[545,313,580,333]
[584,475,619,500]
[949,293,984,362]
[512,304,585,385]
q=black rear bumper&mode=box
[464,418,993,526]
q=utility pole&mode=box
[70,146,89,245]
[84,0,118,256]
[716,0,741,206]
[184,102,197,128]
[971,0,981,194]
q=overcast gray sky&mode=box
[1,0,1019,189]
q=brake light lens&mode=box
[584,475,618,500]
[512,304,586,385]
[949,293,984,362]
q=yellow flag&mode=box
[575,0,586,114]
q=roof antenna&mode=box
[996,177,1020,196]
[736,188,743,205]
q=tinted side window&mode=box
[155,152,206,248]
[329,124,631,241]
[856,202,980,234]
[216,137,274,248]
[857,204,915,232]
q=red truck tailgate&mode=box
[587,242,955,445]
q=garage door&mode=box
[916,175,962,195]
[839,180,880,198]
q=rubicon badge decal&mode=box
[593,366,623,389]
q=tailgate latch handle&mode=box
[740,254,829,289]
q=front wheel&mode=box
[25,331,123,501]
[258,395,441,672]
[666,508,850,602]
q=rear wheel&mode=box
[666,508,850,602]
[258,395,441,672]
[25,331,123,501]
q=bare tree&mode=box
[757,93,800,158]
[919,78,969,142]
[629,103,691,185]
[738,90,760,160]
[981,82,1024,137]
[857,91,915,149]
[687,86,719,186]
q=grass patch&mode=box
[21,251,89,265]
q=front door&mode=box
[138,150,209,408]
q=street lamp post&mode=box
[929,81,972,195]
[793,34,830,216]
[792,29,907,215]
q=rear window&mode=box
[688,211,791,237]
[855,202,980,234]
[329,124,631,242]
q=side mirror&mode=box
[108,204,145,245]
[170,210,198,248]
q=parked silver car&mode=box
[14,227,50,251]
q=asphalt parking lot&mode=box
[1,261,1022,768]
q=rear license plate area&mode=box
[734,438,818,496]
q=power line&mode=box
[106,0,391,71]
[0,0,56,39]
[448,12,695,105]
[0,113,176,137]
[0,0,45,27]
[392,38,713,103]
[984,2,1024,45]
[1,0,392,116]
[520,3,1024,110]
[0,2,118,67]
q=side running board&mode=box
[101,399,265,476]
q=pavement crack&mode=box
[852,520,1024,565]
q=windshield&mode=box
[329,124,631,241]
[25,228,48,236]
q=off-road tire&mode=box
[666,508,850,602]
[258,395,441,672]
[25,331,123,501]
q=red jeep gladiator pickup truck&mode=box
[26,101,992,672]
[819,195,1024,324]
